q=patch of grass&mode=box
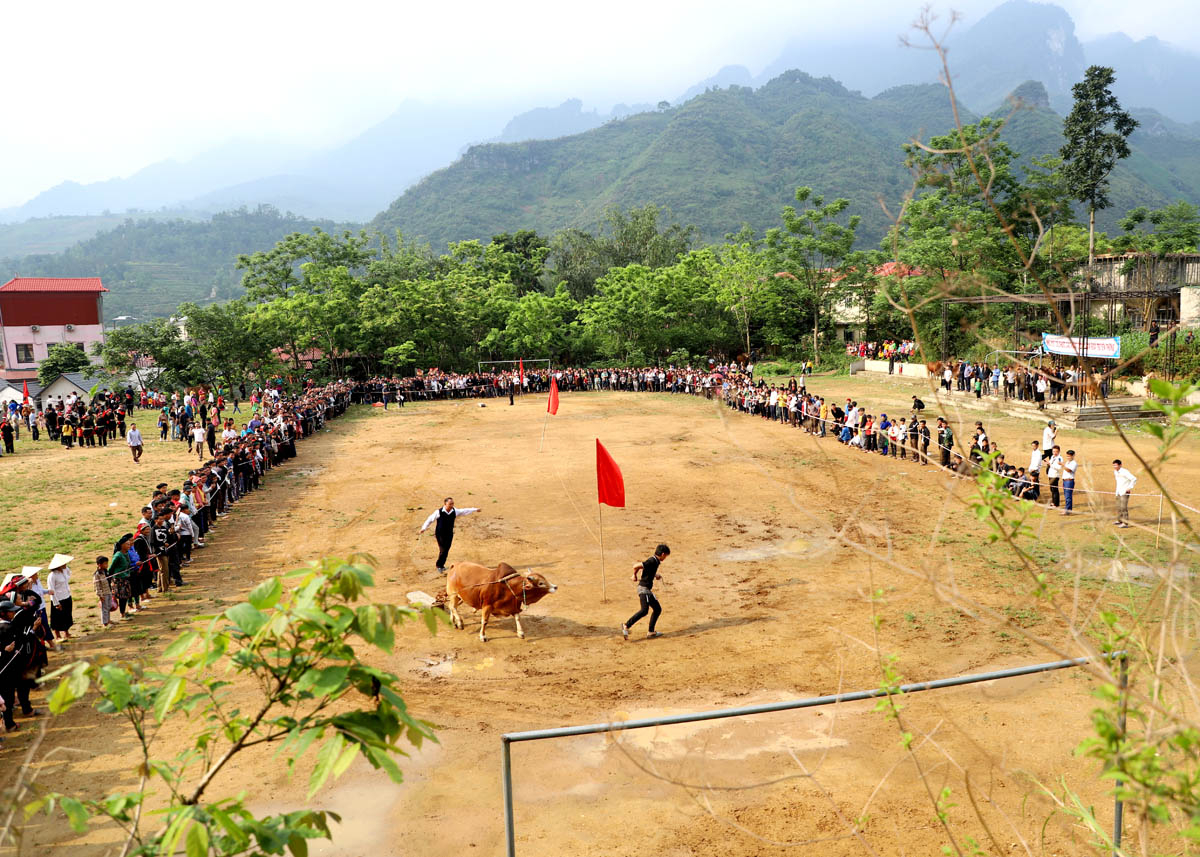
[1002,605,1045,628]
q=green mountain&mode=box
[374,73,965,247]
[993,82,1200,223]
[0,207,352,320]
[374,73,1200,249]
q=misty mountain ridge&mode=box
[3,0,1199,247]
[371,73,1200,251]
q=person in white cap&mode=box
[46,555,74,641]
[1041,420,1058,463]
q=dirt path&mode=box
[12,388,1199,856]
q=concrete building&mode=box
[0,277,108,382]
[1085,253,1200,329]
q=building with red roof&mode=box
[0,277,107,382]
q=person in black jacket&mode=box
[418,498,481,572]
[0,600,42,730]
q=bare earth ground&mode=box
[7,378,1200,857]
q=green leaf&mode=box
[97,664,133,711]
[209,808,249,847]
[224,602,268,635]
[59,796,89,833]
[154,675,186,722]
[185,821,209,857]
[422,607,439,637]
[308,733,345,797]
[296,666,350,698]
[289,833,309,857]
[47,662,92,714]
[333,740,359,779]
[248,577,283,610]
[1147,377,1177,400]
[163,630,199,659]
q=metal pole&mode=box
[1114,655,1128,852]
[504,654,1120,743]
[502,737,516,857]
[538,410,549,452]
[598,504,607,603]
[1156,492,1165,549]
[498,653,1124,855]
[940,301,949,362]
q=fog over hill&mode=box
[2,0,1199,256]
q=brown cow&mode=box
[445,562,557,642]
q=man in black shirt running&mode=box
[621,544,670,640]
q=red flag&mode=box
[596,439,625,508]
[547,377,559,415]
[22,380,29,402]
[519,358,525,387]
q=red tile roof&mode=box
[0,277,107,293]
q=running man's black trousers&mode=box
[626,591,662,632]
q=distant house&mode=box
[0,379,41,408]
[831,262,924,343]
[39,372,98,408]
[0,277,108,383]
[1083,253,1200,329]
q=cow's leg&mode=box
[514,611,525,640]
[447,591,464,630]
[479,605,491,642]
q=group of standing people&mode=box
[0,381,354,739]
[937,359,1105,407]
[0,553,78,737]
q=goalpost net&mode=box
[477,358,553,373]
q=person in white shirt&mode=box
[191,423,205,461]
[46,554,74,641]
[418,498,482,572]
[1040,421,1057,462]
[1045,445,1064,508]
[1028,441,1043,477]
[1061,449,1078,515]
[127,423,144,463]
[1112,460,1137,527]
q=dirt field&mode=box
[9,379,1200,856]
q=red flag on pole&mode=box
[519,358,524,388]
[547,377,559,415]
[22,380,29,403]
[596,439,625,508]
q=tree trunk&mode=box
[1088,206,1096,268]
[812,307,820,367]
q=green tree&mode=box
[711,242,772,357]
[489,230,550,295]
[37,343,93,387]
[179,301,273,391]
[1114,201,1200,254]
[1060,66,1139,266]
[766,187,860,364]
[546,205,696,300]
[28,556,437,856]
[92,318,196,391]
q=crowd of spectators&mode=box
[0,380,352,742]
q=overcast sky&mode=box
[2,0,1197,208]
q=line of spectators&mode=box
[0,381,352,742]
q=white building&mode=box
[0,277,107,383]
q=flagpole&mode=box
[598,503,607,603]
[538,410,549,452]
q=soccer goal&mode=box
[477,358,553,374]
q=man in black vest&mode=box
[418,498,481,572]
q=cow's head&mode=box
[521,572,557,604]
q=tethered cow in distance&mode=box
[444,562,557,642]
